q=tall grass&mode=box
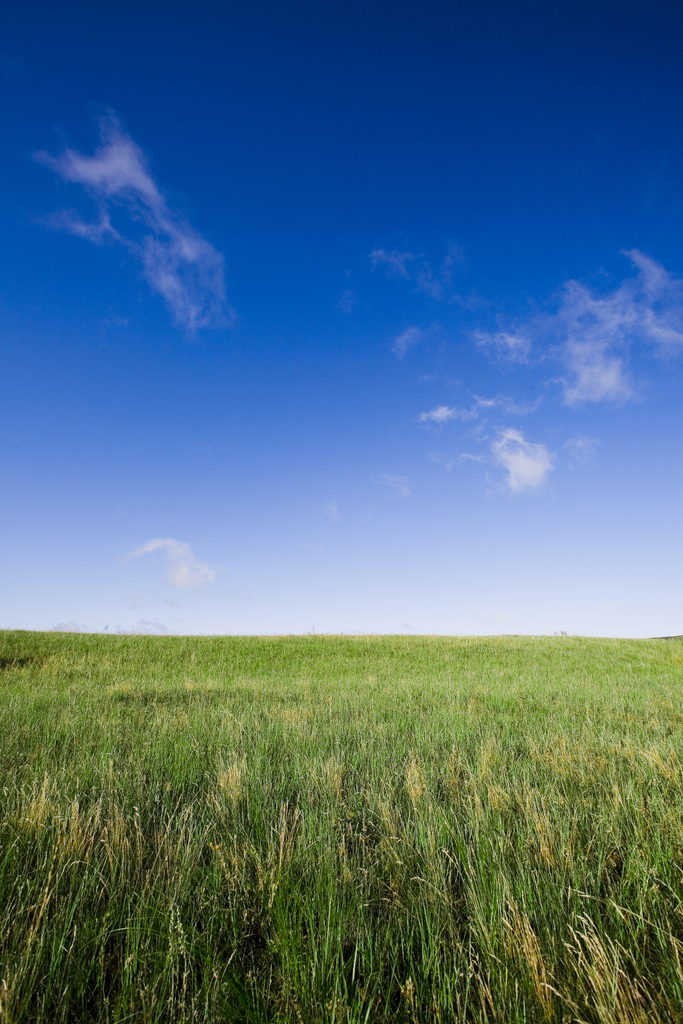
[1,630,683,1021]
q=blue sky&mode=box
[1,0,682,636]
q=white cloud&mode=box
[418,405,463,424]
[50,621,86,632]
[323,499,341,522]
[379,473,411,497]
[475,251,683,404]
[124,537,216,589]
[490,428,554,492]
[35,114,231,331]
[392,326,424,359]
[562,313,633,404]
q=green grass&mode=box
[1,629,683,1022]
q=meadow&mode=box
[1,629,683,1023]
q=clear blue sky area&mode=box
[2,1,682,636]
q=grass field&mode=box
[1,629,683,1022]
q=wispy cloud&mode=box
[469,394,542,416]
[391,326,424,359]
[563,433,600,466]
[418,394,541,424]
[490,428,554,492]
[120,618,170,635]
[475,251,683,404]
[379,473,411,497]
[478,610,514,623]
[474,330,531,364]
[427,449,484,471]
[369,248,414,278]
[35,114,231,331]
[370,243,465,301]
[337,288,356,312]
[415,244,465,300]
[323,499,341,522]
[124,537,216,589]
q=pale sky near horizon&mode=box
[1,0,682,637]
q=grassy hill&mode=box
[1,629,683,1022]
